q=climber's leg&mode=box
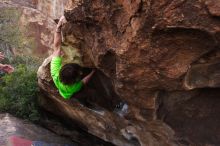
[70,87,88,106]
[69,86,100,109]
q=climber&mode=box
[50,16,96,105]
[0,51,14,74]
[50,16,129,114]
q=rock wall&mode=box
[38,0,220,146]
[0,113,73,145]
[35,0,68,19]
[0,0,57,57]
[8,0,68,19]
[0,0,76,58]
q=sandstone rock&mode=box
[205,0,220,17]
[158,89,220,145]
[184,60,220,89]
[35,0,68,19]
[37,0,220,145]
[0,113,73,146]
[0,1,56,57]
[37,56,179,146]
[6,0,68,19]
[19,6,56,56]
[63,0,217,110]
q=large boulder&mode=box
[38,0,220,146]
[37,56,179,146]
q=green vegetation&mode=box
[0,56,41,122]
[0,7,41,122]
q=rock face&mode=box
[38,56,178,146]
[0,113,73,146]
[38,0,220,146]
[8,0,68,19]
[35,0,68,19]
[0,0,56,57]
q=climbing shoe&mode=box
[114,101,129,117]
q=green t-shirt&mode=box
[50,56,83,99]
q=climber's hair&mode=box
[59,63,82,85]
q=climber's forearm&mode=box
[51,48,61,57]
[0,63,14,73]
[53,25,62,56]
[53,16,67,50]
[82,70,95,85]
[54,27,62,49]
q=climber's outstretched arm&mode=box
[0,64,14,73]
[82,70,95,85]
[0,52,14,73]
[54,31,62,50]
[53,16,67,50]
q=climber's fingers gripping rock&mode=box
[56,16,67,31]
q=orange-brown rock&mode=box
[38,56,179,146]
[0,0,56,57]
[18,0,69,56]
[205,0,220,17]
[38,0,220,146]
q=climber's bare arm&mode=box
[0,52,14,73]
[0,64,14,73]
[82,70,95,85]
[52,48,62,57]
[53,16,67,50]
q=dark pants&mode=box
[70,86,99,108]
[69,68,115,110]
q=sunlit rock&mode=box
[0,0,56,57]
[0,113,73,146]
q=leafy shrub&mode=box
[0,64,40,122]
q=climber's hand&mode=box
[2,64,14,73]
[82,69,96,85]
[57,16,67,29]
[0,52,4,61]
[52,48,63,57]
[91,69,96,75]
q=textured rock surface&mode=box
[205,0,220,17]
[34,0,68,19]
[37,0,220,146]
[0,113,73,146]
[0,0,56,57]
[158,89,220,146]
[38,56,178,146]
[7,0,68,19]
[184,60,220,89]
[19,6,55,56]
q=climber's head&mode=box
[59,63,81,85]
